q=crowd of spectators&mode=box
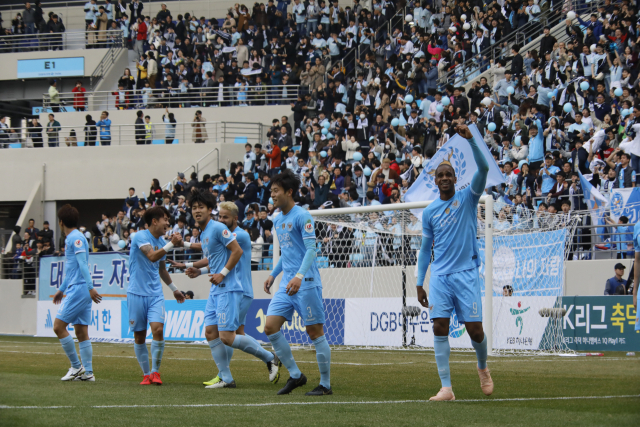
[1,2,66,51]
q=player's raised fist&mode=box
[455,124,473,139]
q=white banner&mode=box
[36,300,122,339]
[492,296,556,350]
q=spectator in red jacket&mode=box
[71,81,86,111]
[263,144,281,176]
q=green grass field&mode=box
[0,335,638,426]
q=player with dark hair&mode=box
[170,197,281,387]
[263,169,333,396]
[416,125,493,401]
[128,206,185,385]
[52,204,102,382]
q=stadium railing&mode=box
[41,84,302,111]
[0,29,124,53]
[0,120,267,147]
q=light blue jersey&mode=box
[201,219,242,295]
[274,205,321,288]
[231,226,253,298]
[422,186,481,276]
[633,221,640,252]
[128,230,166,297]
[539,165,560,193]
[64,229,90,289]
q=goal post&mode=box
[272,196,574,355]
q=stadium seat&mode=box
[234,137,248,144]
[152,140,164,145]
[8,143,21,148]
[268,244,273,257]
[350,253,364,262]
[262,258,272,270]
[77,141,85,146]
[172,139,179,144]
[317,256,329,268]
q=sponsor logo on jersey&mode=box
[74,239,83,248]
[304,222,314,233]
[222,229,231,238]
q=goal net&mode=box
[275,198,577,355]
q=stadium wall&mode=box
[0,280,37,335]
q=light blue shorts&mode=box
[56,286,92,326]
[127,293,165,332]
[267,286,325,326]
[204,291,243,331]
[428,268,482,323]
[239,295,253,326]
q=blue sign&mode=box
[17,57,85,79]
[478,229,567,296]
[38,252,130,300]
[33,106,78,115]
[120,298,345,344]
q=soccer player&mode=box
[263,169,332,396]
[178,190,279,389]
[52,204,102,382]
[171,199,281,386]
[128,206,185,385]
[416,125,494,401]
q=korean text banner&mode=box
[561,296,639,351]
[478,229,566,297]
[39,253,130,300]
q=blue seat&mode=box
[172,139,179,144]
[8,143,22,148]
[234,137,248,144]
[152,139,164,145]
[316,256,329,269]
[350,253,364,262]
[268,244,273,257]
[77,141,85,146]
[262,258,273,270]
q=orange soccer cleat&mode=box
[429,387,456,401]
[150,372,163,385]
[140,375,153,385]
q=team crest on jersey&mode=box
[452,199,460,209]
[304,222,314,233]
[222,229,231,238]
[287,222,293,231]
[74,239,83,248]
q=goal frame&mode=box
[272,196,495,354]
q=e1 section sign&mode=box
[39,253,130,300]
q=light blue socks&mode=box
[434,335,452,388]
[134,343,150,376]
[151,340,165,373]
[209,338,233,383]
[267,331,302,379]
[232,334,274,363]
[471,334,488,370]
[312,335,331,389]
[60,335,81,369]
[78,340,93,374]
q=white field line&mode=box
[1,395,638,410]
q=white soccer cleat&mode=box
[429,387,455,401]
[205,380,236,389]
[61,366,85,381]
[267,352,282,383]
[73,372,95,382]
[477,367,493,396]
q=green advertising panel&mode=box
[562,296,639,351]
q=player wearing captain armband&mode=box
[170,196,281,388]
[416,125,494,401]
[52,204,102,382]
[263,169,332,396]
[171,190,280,389]
[127,206,185,386]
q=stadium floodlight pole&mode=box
[483,195,494,356]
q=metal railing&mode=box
[42,84,301,111]
[91,42,127,90]
[0,121,264,147]
[0,29,124,53]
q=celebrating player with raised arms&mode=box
[263,169,332,396]
[52,204,102,382]
[171,198,281,387]
[127,206,185,385]
[416,125,494,401]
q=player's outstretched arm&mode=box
[210,240,243,285]
[160,261,185,303]
[183,241,202,251]
[416,235,433,308]
[457,124,489,195]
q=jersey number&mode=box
[472,302,478,315]
[306,307,313,319]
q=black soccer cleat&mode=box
[305,385,333,396]
[277,373,307,395]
